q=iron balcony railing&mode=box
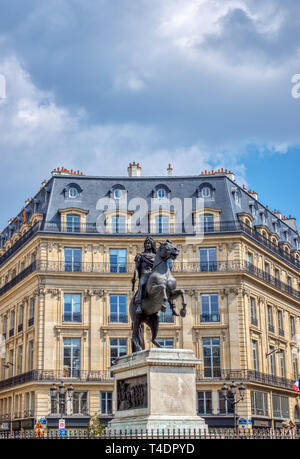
[0,223,40,268]
[0,370,113,390]
[42,219,300,269]
[0,261,36,297]
[196,369,296,391]
[1,219,300,272]
[1,259,299,301]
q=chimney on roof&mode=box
[128,162,141,177]
[227,170,235,181]
[284,216,298,232]
[167,163,173,177]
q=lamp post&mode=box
[221,381,246,436]
[50,382,74,425]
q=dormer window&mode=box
[202,187,211,198]
[157,188,167,199]
[69,187,78,199]
[114,189,123,200]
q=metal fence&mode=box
[0,428,300,439]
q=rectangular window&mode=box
[275,269,280,287]
[73,391,88,414]
[293,354,298,381]
[9,349,13,377]
[66,215,80,233]
[64,248,82,272]
[156,338,174,348]
[252,341,259,371]
[160,303,174,323]
[100,392,113,415]
[110,338,127,365]
[251,391,269,416]
[63,294,81,322]
[31,392,35,415]
[109,249,127,273]
[200,214,214,233]
[272,395,289,419]
[248,252,253,266]
[267,306,274,332]
[199,248,217,272]
[63,338,81,378]
[28,298,35,327]
[278,310,284,336]
[197,391,212,415]
[290,316,295,338]
[269,347,276,376]
[2,315,7,337]
[112,216,126,234]
[28,341,34,371]
[29,299,35,319]
[201,294,219,322]
[17,345,23,374]
[19,306,24,325]
[218,390,234,414]
[250,298,257,326]
[155,216,169,234]
[10,311,15,334]
[279,352,285,378]
[202,337,221,378]
[25,393,30,417]
[109,295,127,323]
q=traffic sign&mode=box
[59,419,65,429]
[39,418,47,427]
[238,418,248,425]
[58,428,65,437]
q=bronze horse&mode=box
[130,240,186,352]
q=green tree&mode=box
[88,413,106,438]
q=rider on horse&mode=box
[132,236,179,316]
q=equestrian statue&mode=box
[130,236,186,352]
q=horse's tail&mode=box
[130,294,145,352]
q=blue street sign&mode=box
[58,428,65,437]
[238,418,248,425]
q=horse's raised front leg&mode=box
[169,289,187,317]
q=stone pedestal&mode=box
[109,348,208,434]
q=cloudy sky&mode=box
[0,0,300,229]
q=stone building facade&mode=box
[0,164,299,431]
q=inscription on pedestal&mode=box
[117,374,147,411]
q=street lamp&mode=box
[50,382,74,422]
[221,381,246,436]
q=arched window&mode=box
[69,187,78,199]
[114,189,123,199]
[157,188,167,199]
[201,187,211,198]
